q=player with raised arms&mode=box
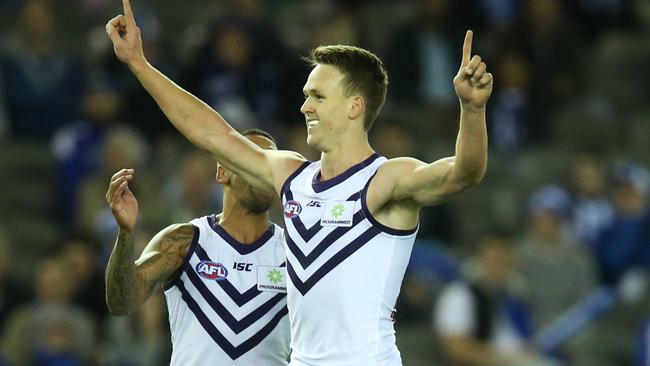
[105,130,291,365]
[106,0,492,364]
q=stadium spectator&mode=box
[160,149,222,223]
[0,0,83,139]
[591,162,650,286]
[59,236,107,322]
[518,185,597,329]
[636,317,650,366]
[569,154,614,245]
[51,73,125,226]
[517,0,583,142]
[182,19,286,130]
[0,231,20,328]
[433,232,545,366]
[385,0,461,108]
[0,258,96,365]
[488,48,531,156]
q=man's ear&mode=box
[216,164,230,185]
[349,95,365,120]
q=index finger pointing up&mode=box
[122,0,136,26]
[461,30,473,67]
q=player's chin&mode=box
[245,199,273,215]
[305,132,317,146]
[245,191,274,214]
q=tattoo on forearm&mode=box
[105,229,137,314]
[105,224,195,315]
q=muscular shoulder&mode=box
[370,157,425,204]
[376,157,426,179]
[137,223,195,266]
[154,223,195,246]
[267,150,309,193]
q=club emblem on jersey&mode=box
[196,261,228,281]
[284,200,302,219]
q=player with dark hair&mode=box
[106,0,492,364]
[105,129,291,365]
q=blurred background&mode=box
[0,0,648,365]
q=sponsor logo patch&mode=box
[257,266,287,293]
[196,261,228,281]
[284,200,302,219]
[320,201,356,227]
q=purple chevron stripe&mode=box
[312,153,382,193]
[177,280,288,360]
[206,215,276,255]
[360,173,418,235]
[193,244,263,305]
[184,266,286,334]
[285,209,366,269]
[280,161,311,197]
[287,226,381,295]
[283,190,363,242]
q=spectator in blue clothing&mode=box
[636,317,650,366]
[1,0,83,139]
[182,19,286,130]
[591,162,650,286]
[50,73,124,227]
[569,154,614,245]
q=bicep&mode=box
[134,224,195,296]
[393,157,467,206]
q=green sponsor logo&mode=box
[331,203,345,218]
[267,268,283,284]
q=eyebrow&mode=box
[303,88,321,96]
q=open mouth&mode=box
[307,120,319,128]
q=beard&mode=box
[240,189,274,214]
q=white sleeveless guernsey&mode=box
[164,215,291,365]
[281,153,418,366]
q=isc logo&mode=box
[196,261,228,281]
[284,200,302,219]
[233,262,253,272]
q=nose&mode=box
[300,98,313,115]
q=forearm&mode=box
[128,60,235,158]
[453,103,488,185]
[105,228,139,315]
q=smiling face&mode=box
[300,64,357,151]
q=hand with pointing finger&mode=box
[106,168,139,232]
[105,0,146,67]
[453,30,494,110]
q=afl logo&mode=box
[284,200,302,219]
[196,261,228,281]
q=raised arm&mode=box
[105,0,303,194]
[374,31,491,211]
[105,169,194,315]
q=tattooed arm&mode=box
[105,168,194,315]
[105,223,194,315]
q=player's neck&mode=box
[217,201,270,245]
[319,135,373,181]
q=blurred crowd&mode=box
[0,0,648,365]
